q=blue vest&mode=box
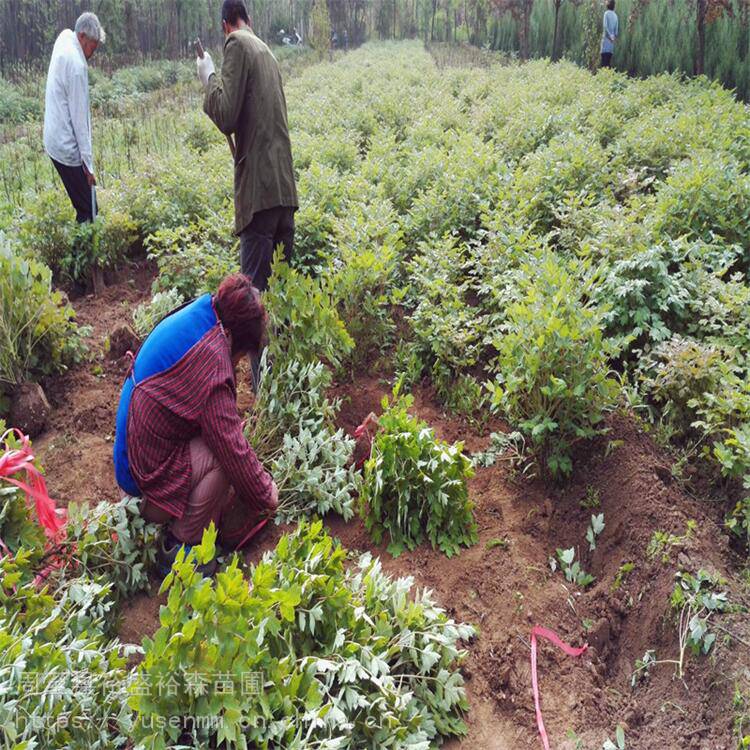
[113,294,218,496]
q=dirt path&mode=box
[34,263,155,506]
[34,272,750,750]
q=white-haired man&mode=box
[43,12,105,224]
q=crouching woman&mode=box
[113,273,277,573]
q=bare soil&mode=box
[32,268,750,750]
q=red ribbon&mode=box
[531,626,588,750]
[236,517,268,550]
[0,428,66,540]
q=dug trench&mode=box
[33,267,750,750]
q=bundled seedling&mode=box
[0,432,157,749]
[360,387,478,557]
[131,520,475,749]
[245,356,360,523]
[132,288,185,338]
[240,255,362,523]
[0,548,138,750]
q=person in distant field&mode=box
[600,0,619,68]
[43,12,105,223]
[196,0,298,389]
[114,274,279,576]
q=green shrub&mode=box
[650,154,750,257]
[17,188,76,268]
[131,521,474,748]
[0,451,154,749]
[63,211,138,283]
[610,86,741,180]
[392,339,425,387]
[693,375,750,487]
[264,251,354,369]
[0,552,135,750]
[117,152,229,238]
[0,78,40,123]
[64,496,159,602]
[726,495,750,553]
[146,217,237,298]
[0,234,84,401]
[639,335,730,440]
[406,237,486,385]
[593,239,699,359]
[487,254,619,478]
[404,132,501,243]
[184,116,223,154]
[16,190,137,283]
[687,270,750,375]
[471,216,546,339]
[328,241,397,373]
[89,60,194,115]
[360,388,478,557]
[432,366,489,422]
[291,162,363,270]
[511,133,613,234]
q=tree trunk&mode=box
[430,0,438,40]
[475,0,487,46]
[91,265,105,296]
[552,0,561,61]
[124,0,137,57]
[519,5,531,60]
[695,0,706,75]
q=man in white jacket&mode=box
[43,13,105,223]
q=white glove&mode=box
[197,51,215,88]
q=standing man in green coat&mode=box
[197,0,298,292]
[197,0,298,389]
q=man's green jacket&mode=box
[204,29,298,235]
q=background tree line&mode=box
[1,0,748,99]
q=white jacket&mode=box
[43,29,93,173]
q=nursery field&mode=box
[2,40,750,749]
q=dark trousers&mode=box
[239,206,296,390]
[601,52,613,69]
[51,158,96,223]
[239,206,295,292]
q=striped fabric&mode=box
[125,322,272,519]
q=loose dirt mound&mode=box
[34,264,154,506]
[33,273,750,749]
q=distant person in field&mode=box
[600,0,619,69]
[196,0,298,388]
[43,12,105,223]
[114,274,279,576]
